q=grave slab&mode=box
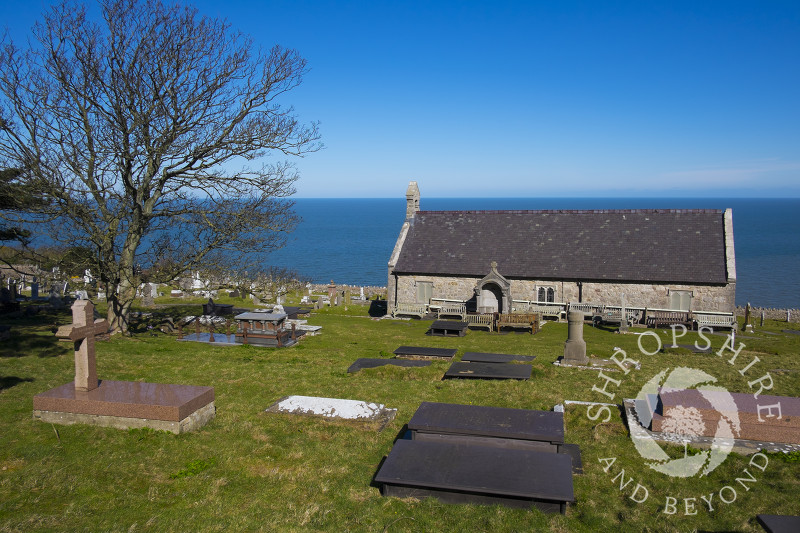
[347,358,432,373]
[756,514,800,533]
[653,388,800,444]
[408,402,564,447]
[265,395,396,428]
[444,361,532,380]
[32,300,215,434]
[33,380,215,433]
[375,440,574,513]
[461,352,535,363]
[393,346,458,360]
[427,320,469,337]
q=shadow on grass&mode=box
[0,375,35,391]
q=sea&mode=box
[263,198,800,309]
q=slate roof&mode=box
[393,209,729,284]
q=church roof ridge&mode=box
[417,208,724,215]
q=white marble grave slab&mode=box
[266,395,396,425]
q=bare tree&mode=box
[0,0,320,332]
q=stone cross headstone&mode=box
[563,311,588,365]
[68,300,109,392]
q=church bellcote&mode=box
[406,181,420,219]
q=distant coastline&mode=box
[265,197,800,309]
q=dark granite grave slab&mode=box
[347,358,432,373]
[461,352,536,363]
[394,346,458,360]
[375,440,574,512]
[33,380,214,422]
[444,362,532,380]
[408,402,564,445]
[559,443,583,474]
[427,320,469,337]
[757,514,800,533]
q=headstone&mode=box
[327,280,337,301]
[67,300,109,391]
[360,287,365,300]
[743,302,753,332]
[33,300,215,433]
[563,311,588,365]
[0,287,10,303]
[31,279,39,299]
[618,294,629,334]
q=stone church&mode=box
[387,182,736,314]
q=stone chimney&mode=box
[406,181,420,219]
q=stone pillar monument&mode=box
[563,311,588,365]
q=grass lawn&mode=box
[1,300,800,532]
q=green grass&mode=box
[2,303,800,532]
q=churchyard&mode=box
[2,296,800,532]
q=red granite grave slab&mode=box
[651,388,800,444]
[658,388,800,427]
[33,380,214,422]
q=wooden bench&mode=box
[437,303,466,320]
[646,311,691,329]
[465,313,494,331]
[522,303,566,320]
[592,306,639,327]
[393,302,427,319]
[496,313,539,334]
[693,312,736,331]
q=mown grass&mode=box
[1,302,799,532]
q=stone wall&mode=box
[392,273,735,313]
[736,306,800,324]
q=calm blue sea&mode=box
[264,198,800,309]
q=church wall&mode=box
[392,273,735,313]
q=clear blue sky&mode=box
[3,1,799,198]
